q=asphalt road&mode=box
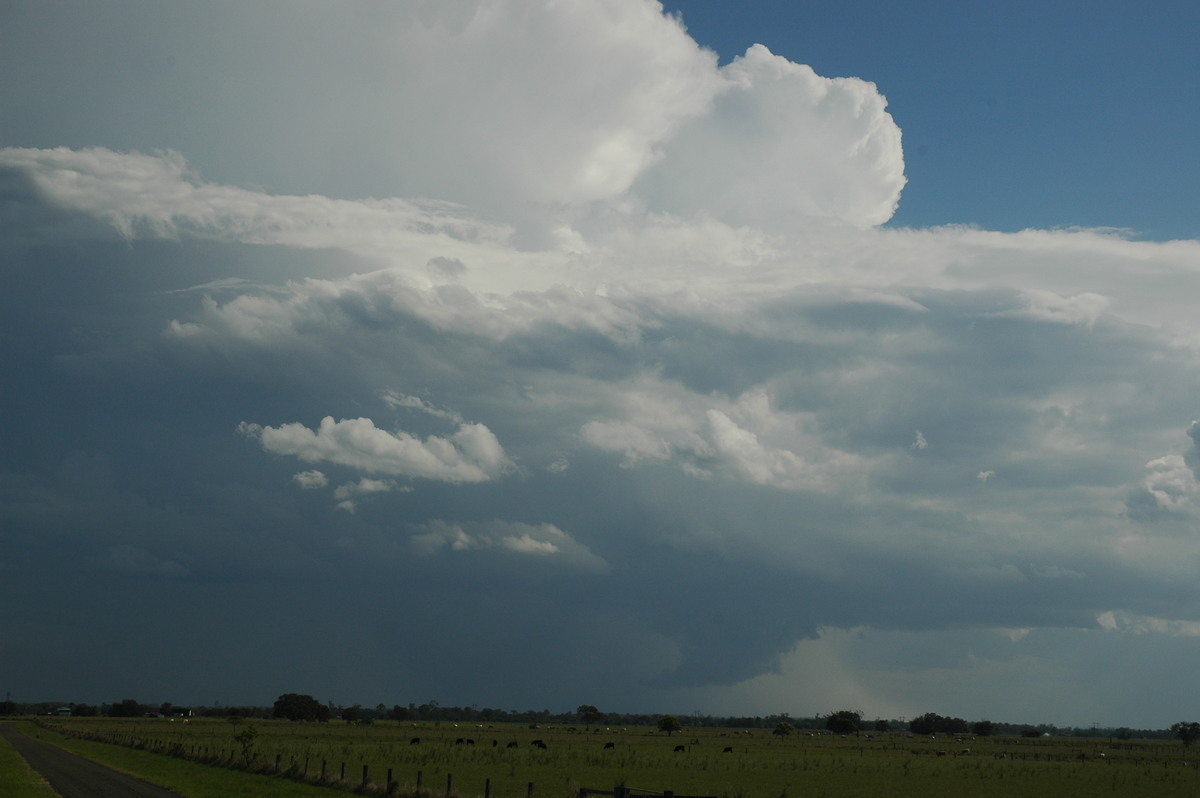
[1,723,185,798]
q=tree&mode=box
[1172,721,1200,747]
[873,719,890,733]
[234,725,258,764]
[909,712,969,735]
[108,699,143,718]
[772,721,795,738]
[577,704,603,725]
[273,693,330,722]
[658,715,682,736]
[824,710,862,735]
[972,720,994,737]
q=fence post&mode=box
[275,753,281,772]
[321,759,327,780]
[417,770,424,788]
[485,777,492,798]
[340,762,346,782]
[447,772,454,796]
[387,768,395,795]
[527,781,535,798]
[363,764,370,789]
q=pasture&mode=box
[36,717,1200,798]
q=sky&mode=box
[2,0,1200,729]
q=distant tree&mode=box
[972,720,994,737]
[1020,728,1041,738]
[577,705,603,725]
[658,715,683,736]
[1115,727,1133,740]
[273,693,330,722]
[108,699,143,718]
[909,712,968,735]
[72,703,97,717]
[389,705,411,722]
[342,705,360,723]
[824,710,862,735]
[0,700,17,715]
[772,721,795,738]
[1171,722,1200,747]
[874,719,890,733]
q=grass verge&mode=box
[0,731,60,798]
[13,721,353,798]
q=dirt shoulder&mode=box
[0,722,185,798]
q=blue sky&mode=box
[3,0,1200,729]
[662,0,1200,239]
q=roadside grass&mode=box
[28,717,1200,798]
[0,731,59,798]
[13,720,347,798]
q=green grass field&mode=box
[27,717,1200,798]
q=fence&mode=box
[34,720,544,798]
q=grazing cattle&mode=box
[410,737,420,745]
[455,738,465,745]
[603,742,615,750]
[936,751,947,757]
[467,739,475,745]
[723,747,733,753]
[532,740,548,750]
[673,745,685,752]
[506,741,518,749]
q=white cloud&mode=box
[333,477,397,513]
[241,416,511,483]
[1142,454,1199,512]
[705,409,825,490]
[634,43,905,229]
[581,384,862,491]
[409,520,608,573]
[292,470,328,489]
[381,392,465,423]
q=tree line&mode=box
[0,696,1189,742]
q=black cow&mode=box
[532,739,548,749]
[603,742,615,750]
[673,744,685,752]
[723,746,733,753]
[410,737,420,745]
